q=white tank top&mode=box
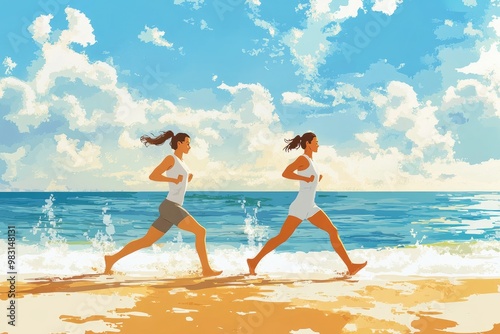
[166,155,190,205]
[295,154,319,203]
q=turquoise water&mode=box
[1,191,499,250]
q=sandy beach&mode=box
[1,272,499,334]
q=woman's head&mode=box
[140,130,191,153]
[283,132,318,152]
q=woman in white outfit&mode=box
[104,130,222,277]
[247,132,367,276]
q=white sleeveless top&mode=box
[295,154,319,203]
[166,155,190,205]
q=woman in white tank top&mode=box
[104,130,222,277]
[247,132,367,276]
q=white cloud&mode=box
[283,0,362,84]
[375,81,419,128]
[281,91,327,107]
[372,0,403,16]
[2,57,17,75]
[247,0,261,7]
[54,94,103,132]
[173,0,204,10]
[454,43,500,117]
[198,127,221,140]
[34,42,117,95]
[244,1,279,67]
[309,0,363,21]
[190,137,210,160]
[373,81,455,161]
[488,15,500,37]
[0,77,50,132]
[306,71,490,191]
[464,22,483,37]
[54,134,102,171]
[462,0,477,7]
[29,9,115,96]
[0,8,284,191]
[355,132,380,153]
[296,3,308,12]
[138,26,173,48]
[23,11,149,131]
[242,47,264,56]
[445,19,454,27]
[283,28,328,81]
[308,0,333,21]
[112,86,148,126]
[332,0,364,20]
[212,74,218,81]
[252,18,276,37]
[218,82,280,125]
[118,130,142,149]
[156,105,230,129]
[28,14,53,44]
[0,147,27,182]
[324,83,364,106]
[59,8,96,47]
[200,19,212,31]
[457,43,500,84]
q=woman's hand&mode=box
[175,175,183,184]
[305,175,315,183]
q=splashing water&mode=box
[173,231,183,243]
[239,199,268,248]
[31,194,66,247]
[102,204,115,237]
[410,228,428,246]
[83,203,116,252]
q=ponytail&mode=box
[283,135,302,152]
[283,132,316,152]
[140,130,190,149]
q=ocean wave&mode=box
[1,240,499,279]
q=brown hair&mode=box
[283,132,316,152]
[140,130,190,150]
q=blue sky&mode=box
[0,0,499,191]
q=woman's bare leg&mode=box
[104,226,164,274]
[177,216,222,277]
[247,215,303,275]
[308,210,367,276]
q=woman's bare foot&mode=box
[247,258,257,275]
[104,255,114,275]
[202,269,223,277]
[347,261,367,276]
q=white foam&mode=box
[1,240,499,280]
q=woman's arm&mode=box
[282,156,314,183]
[149,155,182,184]
[188,173,193,182]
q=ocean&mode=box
[1,191,499,278]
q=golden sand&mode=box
[1,274,500,334]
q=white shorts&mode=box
[288,200,321,220]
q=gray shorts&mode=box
[151,199,190,233]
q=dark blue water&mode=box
[1,191,499,252]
